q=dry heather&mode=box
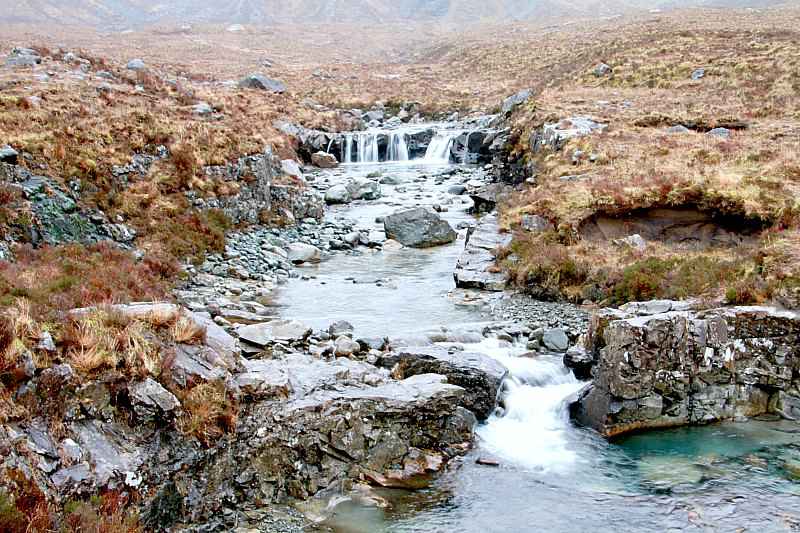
[498,9,800,305]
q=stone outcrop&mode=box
[454,214,510,291]
[377,346,507,420]
[383,208,456,248]
[570,303,800,438]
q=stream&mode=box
[273,131,800,532]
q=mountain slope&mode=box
[4,0,786,28]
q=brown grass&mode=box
[175,382,237,446]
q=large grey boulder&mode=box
[234,359,292,400]
[571,304,800,438]
[377,346,507,420]
[238,74,286,93]
[238,319,312,347]
[383,208,456,248]
[542,328,570,352]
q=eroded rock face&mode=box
[570,304,800,438]
[578,208,766,248]
[377,346,508,420]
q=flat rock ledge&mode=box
[569,303,800,438]
[453,214,511,292]
[377,346,508,420]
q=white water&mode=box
[340,131,408,164]
[423,131,461,163]
[464,338,585,472]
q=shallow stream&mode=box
[273,149,800,532]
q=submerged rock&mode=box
[383,208,456,248]
[377,346,508,420]
[571,303,800,437]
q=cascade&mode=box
[423,130,462,163]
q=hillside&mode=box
[3,0,789,28]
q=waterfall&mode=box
[344,134,353,164]
[387,132,409,162]
[466,338,585,472]
[423,131,460,163]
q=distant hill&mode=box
[2,0,790,28]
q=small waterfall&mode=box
[344,134,354,164]
[423,131,461,163]
[466,338,585,471]
[387,132,409,162]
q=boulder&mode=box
[6,47,41,67]
[542,328,570,352]
[281,159,304,179]
[238,74,286,93]
[707,127,731,139]
[192,102,214,116]
[542,117,607,150]
[570,304,800,438]
[238,319,312,347]
[324,184,351,204]
[328,320,354,337]
[667,125,691,134]
[593,63,613,77]
[0,145,19,164]
[286,242,321,264]
[126,58,146,71]
[613,233,647,251]
[564,346,594,380]
[335,336,361,357]
[691,68,705,80]
[311,151,338,168]
[383,208,456,248]
[377,346,507,420]
[501,89,532,115]
[345,177,381,200]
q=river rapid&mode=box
[273,139,800,533]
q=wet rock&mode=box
[238,319,312,347]
[383,208,456,248]
[345,177,381,200]
[328,320,354,337]
[311,151,338,168]
[126,58,146,71]
[238,74,286,93]
[0,145,19,164]
[234,359,292,400]
[325,184,351,204]
[542,328,570,352]
[335,335,361,357]
[571,303,800,437]
[454,214,510,292]
[564,346,594,380]
[129,378,181,419]
[287,242,321,264]
[377,346,508,420]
